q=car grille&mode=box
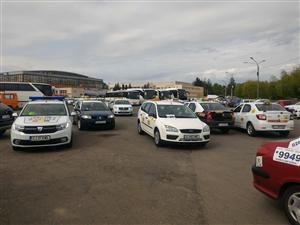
[119,107,129,110]
[180,129,202,133]
[91,115,107,120]
[23,126,57,134]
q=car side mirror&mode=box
[71,111,76,116]
[12,112,18,117]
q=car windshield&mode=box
[144,90,157,99]
[21,104,67,116]
[127,92,140,99]
[157,105,196,118]
[255,104,285,112]
[115,100,130,105]
[200,103,226,111]
[82,102,108,111]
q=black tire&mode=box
[246,122,256,137]
[282,185,300,225]
[0,130,6,136]
[154,129,164,147]
[279,131,290,137]
[220,128,230,134]
[77,119,85,130]
[137,121,144,135]
[65,137,73,148]
[12,146,21,151]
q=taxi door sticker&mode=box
[251,109,256,113]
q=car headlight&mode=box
[56,123,69,131]
[165,125,178,132]
[203,125,210,132]
[108,114,114,119]
[81,115,92,119]
[14,124,24,132]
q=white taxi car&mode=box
[233,102,294,137]
[11,97,74,150]
[137,100,210,147]
[112,99,133,116]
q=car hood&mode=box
[82,110,112,116]
[114,104,132,108]
[16,116,69,126]
[158,118,207,129]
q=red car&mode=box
[252,139,300,225]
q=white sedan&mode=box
[233,102,294,136]
[112,99,133,116]
[137,100,210,147]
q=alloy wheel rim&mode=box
[248,125,253,134]
[138,123,141,132]
[155,132,159,144]
[288,192,300,222]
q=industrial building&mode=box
[0,70,106,90]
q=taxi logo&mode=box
[37,127,43,132]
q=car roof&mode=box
[145,100,183,106]
[27,100,65,105]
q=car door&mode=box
[140,103,151,132]
[240,104,252,129]
[147,103,157,136]
[233,104,243,127]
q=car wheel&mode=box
[137,121,144,135]
[154,129,163,147]
[246,122,256,137]
[0,130,6,136]
[78,119,85,130]
[220,128,230,134]
[282,185,300,225]
[279,131,290,137]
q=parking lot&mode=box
[1,107,299,225]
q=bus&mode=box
[106,90,142,106]
[0,82,53,108]
[166,88,188,101]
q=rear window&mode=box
[255,104,285,112]
[200,103,226,111]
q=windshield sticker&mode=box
[273,147,300,166]
[24,116,58,123]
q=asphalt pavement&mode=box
[0,108,299,225]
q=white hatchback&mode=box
[137,100,210,146]
[11,99,73,150]
[112,99,133,116]
[233,102,294,137]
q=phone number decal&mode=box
[273,147,300,166]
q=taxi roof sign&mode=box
[29,96,65,101]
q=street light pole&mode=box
[244,57,266,99]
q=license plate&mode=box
[272,125,285,129]
[273,147,300,166]
[2,115,10,119]
[184,135,201,141]
[95,121,106,124]
[219,123,228,127]
[30,136,51,141]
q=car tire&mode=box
[282,185,300,225]
[12,146,20,151]
[0,129,6,136]
[77,119,85,130]
[279,131,290,137]
[154,129,163,147]
[246,122,256,137]
[137,121,144,135]
[220,128,230,134]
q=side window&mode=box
[144,103,152,113]
[188,103,196,112]
[148,104,157,117]
[242,104,251,113]
[234,105,243,113]
[184,103,189,107]
[141,103,149,112]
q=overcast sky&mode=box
[2,1,299,84]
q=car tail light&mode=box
[256,114,266,120]
[206,112,212,120]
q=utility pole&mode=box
[244,57,266,99]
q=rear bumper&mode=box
[254,120,294,131]
[252,165,270,179]
[205,120,234,129]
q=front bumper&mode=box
[161,131,210,143]
[11,128,72,148]
[81,118,115,128]
[114,110,133,115]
